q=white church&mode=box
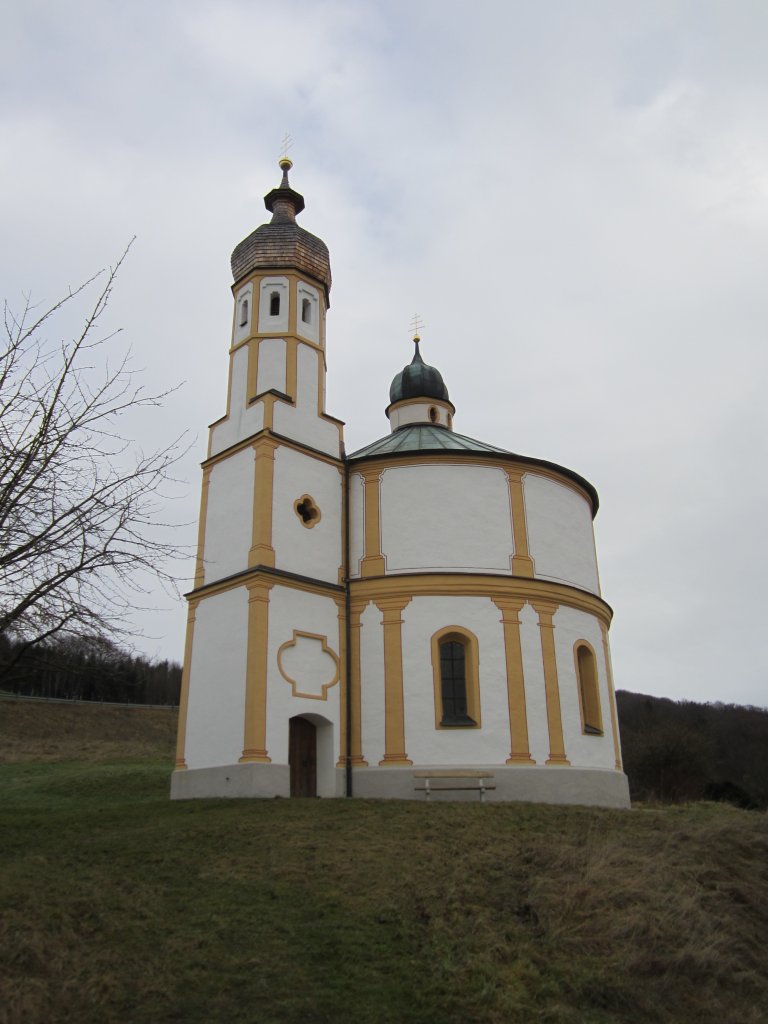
[171,158,630,808]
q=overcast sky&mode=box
[2,1,767,708]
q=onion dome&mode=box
[389,338,450,404]
[230,157,332,304]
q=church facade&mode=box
[171,159,630,808]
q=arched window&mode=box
[447,413,453,430]
[270,291,280,317]
[239,297,249,328]
[429,406,438,424]
[301,297,311,324]
[431,628,481,728]
[575,642,602,735]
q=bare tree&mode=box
[0,246,186,665]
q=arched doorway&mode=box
[289,716,317,797]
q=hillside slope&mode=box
[0,696,176,763]
[1,712,767,1023]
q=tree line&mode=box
[617,689,768,810]
[0,634,181,706]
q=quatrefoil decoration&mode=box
[294,494,321,529]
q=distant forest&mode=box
[0,636,181,707]
[2,638,766,809]
[617,690,768,810]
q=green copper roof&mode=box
[347,424,600,515]
[389,340,450,405]
[348,425,510,459]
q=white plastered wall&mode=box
[296,281,320,344]
[209,344,265,457]
[359,600,385,765]
[348,472,365,577]
[272,343,340,457]
[265,585,341,796]
[256,337,287,395]
[258,277,289,333]
[399,596,511,765]
[184,587,248,769]
[388,401,453,430]
[272,447,343,584]
[380,464,513,573]
[551,605,616,769]
[518,602,550,765]
[524,475,600,593]
[202,447,253,584]
[233,283,253,345]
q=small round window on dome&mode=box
[429,407,438,424]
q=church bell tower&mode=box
[172,158,348,798]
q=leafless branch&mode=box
[0,246,188,664]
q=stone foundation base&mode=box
[170,763,290,799]
[171,762,630,808]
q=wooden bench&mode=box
[413,770,496,802]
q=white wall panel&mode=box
[258,277,289,333]
[272,344,341,457]
[519,602,550,765]
[359,600,385,764]
[524,475,599,593]
[203,447,253,583]
[552,606,615,770]
[209,344,265,456]
[265,586,342,768]
[256,337,287,396]
[399,596,510,765]
[185,588,248,769]
[380,464,513,573]
[272,447,342,584]
[348,472,365,578]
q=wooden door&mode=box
[289,717,317,797]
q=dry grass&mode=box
[1,700,767,1024]
[0,696,176,763]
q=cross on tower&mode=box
[280,133,294,161]
[410,313,424,340]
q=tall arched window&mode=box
[431,627,481,728]
[575,642,602,735]
[270,291,280,317]
[239,297,249,328]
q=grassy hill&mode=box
[2,699,767,1024]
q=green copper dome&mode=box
[389,340,450,404]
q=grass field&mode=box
[2,699,767,1024]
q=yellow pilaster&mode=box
[360,468,386,576]
[600,622,623,770]
[506,469,535,577]
[376,596,412,765]
[492,598,536,764]
[249,437,278,568]
[240,581,273,763]
[336,600,347,767]
[246,338,258,402]
[286,337,298,401]
[350,599,369,765]
[193,468,212,588]
[174,599,199,769]
[532,601,570,765]
[336,598,370,768]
